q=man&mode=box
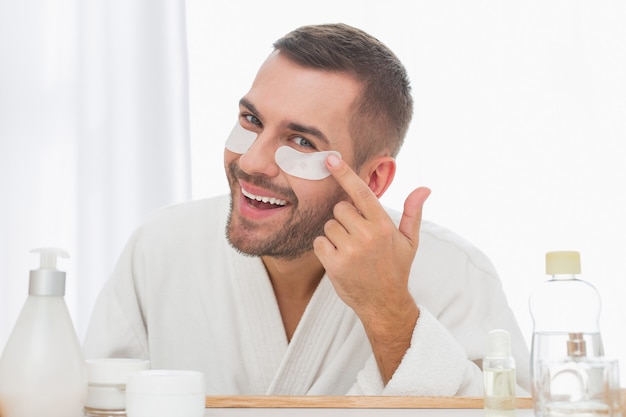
[84,23,530,395]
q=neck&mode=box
[262,251,325,342]
[262,251,325,299]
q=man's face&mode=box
[224,51,362,260]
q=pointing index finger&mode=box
[326,153,380,216]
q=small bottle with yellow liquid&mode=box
[484,329,517,417]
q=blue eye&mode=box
[293,136,316,150]
[244,114,262,127]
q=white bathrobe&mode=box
[83,195,530,396]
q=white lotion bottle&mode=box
[0,248,87,417]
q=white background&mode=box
[185,0,626,381]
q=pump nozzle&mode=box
[28,247,70,296]
[30,247,69,269]
[487,329,512,358]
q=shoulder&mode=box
[385,207,499,283]
[418,220,498,280]
[138,195,229,234]
[143,194,229,225]
[126,195,230,255]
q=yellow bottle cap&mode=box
[546,251,581,275]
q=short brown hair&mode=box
[273,23,413,168]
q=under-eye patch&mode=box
[274,146,341,181]
[225,122,256,154]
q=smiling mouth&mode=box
[241,186,288,208]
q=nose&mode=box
[237,131,281,178]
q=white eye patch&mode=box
[225,122,257,154]
[274,146,341,181]
[224,121,341,181]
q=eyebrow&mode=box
[286,122,330,147]
[239,98,260,117]
[239,97,331,147]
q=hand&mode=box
[313,153,430,383]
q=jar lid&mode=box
[87,358,150,384]
[126,370,205,395]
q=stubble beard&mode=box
[225,161,346,261]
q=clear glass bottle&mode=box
[536,333,621,416]
[528,251,605,416]
[0,248,87,417]
[483,329,517,417]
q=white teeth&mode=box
[241,187,287,206]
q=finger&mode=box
[323,217,351,247]
[313,235,336,260]
[331,200,362,234]
[326,153,380,218]
[399,187,431,246]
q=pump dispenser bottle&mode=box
[0,248,87,417]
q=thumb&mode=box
[399,187,431,246]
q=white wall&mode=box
[0,0,190,348]
[186,0,626,381]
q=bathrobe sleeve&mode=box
[348,307,482,396]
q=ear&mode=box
[362,156,396,198]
